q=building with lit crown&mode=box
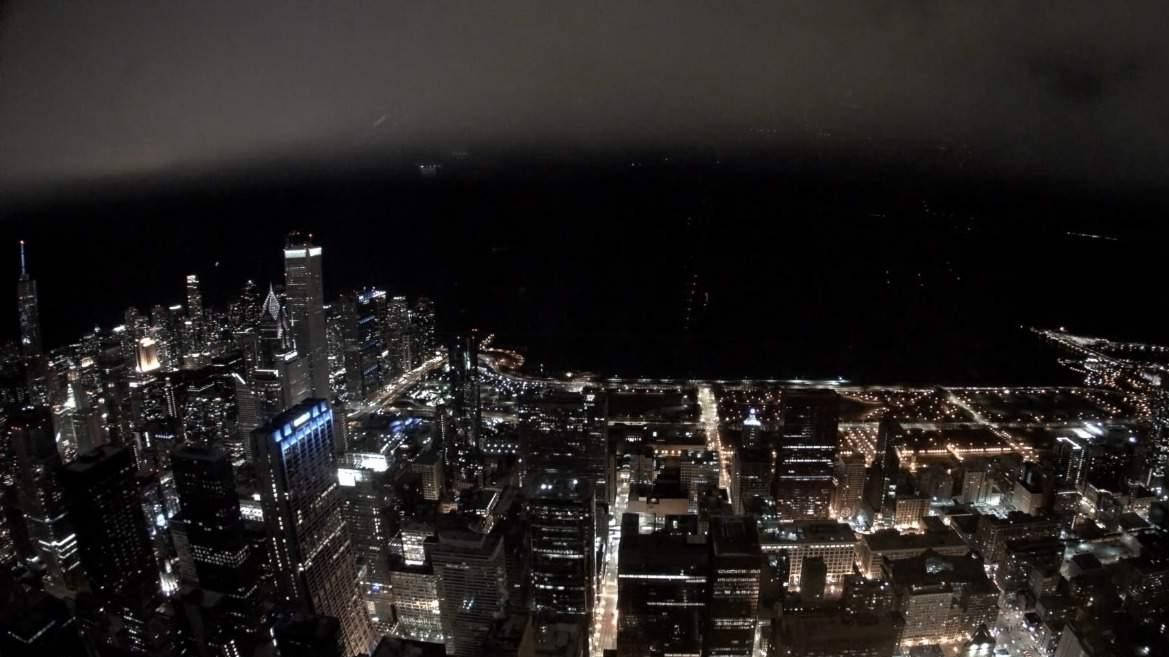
[252,398,372,657]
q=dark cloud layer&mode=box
[1,1,1167,194]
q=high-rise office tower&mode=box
[779,389,839,463]
[16,241,42,358]
[62,445,163,654]
[0,429,19,569]
[868,419,903,523]
[253,285,310,422]
[186,274,203,321]
[283,232,330,399]
[62,445,159,603]
[519,387,610,505]
[171,444,261,654]
[617,513,709,657]
[411,297,436,366]
[447,330,482,448]
[384,295,413,376]
[831,453,867,521]
[6,408,82,593]
[705,516,762,657]
[273,614,346,657]
[340,289,386,402]
[528,476,595,625]
[774,390,839,521]
[742,408,763,448]
[185,274,205,357]
[253,399,372,657]
[387,564,444,644]
[732,446,773,515]
[337,451,394,632]
[0,582,89,657]
[429,527,509,657]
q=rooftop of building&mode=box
[411,449,441,466]
[776,610,904,646]
[761,520,856,546]
[261,397,331,434]
[863,528,966,552]
[372,636,447,657]
[275,613,341,646]
[979,510,1059,529]
[619,529,707,573]
[884,549,995,593]
[63,444,127,474]
[945,512,982,537]
[432,524,500,553]
[524,620,586,657]
[172,443,228,462]
[711,515,762,556]
[529,474,592,501]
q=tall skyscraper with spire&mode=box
[17,241,42,357]
[283,233,330,399]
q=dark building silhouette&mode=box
[172,444,262,654]
[706,515,763,657]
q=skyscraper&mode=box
[706,515,763,657]
[61,445,159,603]
[774,389,839,521]
[381,295,409,376]
[340,289,386,402]
[778,389,840,464]
[62,445,163,654]
[283,232,330,399]
[617,513,708,657]
[528,476,596,625]
[337,450,394,633]
[184,274,205,357]
[447,330,482,448]
[429,527,509,657]
[732,446,773,515]
[16,241,42,358]
[252,285,310,423]
[831,453,867,521]
[185,274,203,321]
[171,444,261,653]
[868,419,903,524]
[411,297,437,366]
[6,408,82,593]
[253,399,372,657]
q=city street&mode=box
[591,475,630,656]
[698,384,732,502]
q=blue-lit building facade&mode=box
[253,398,373,657]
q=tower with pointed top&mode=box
[259,284,296,368]
[245,284,310,430]
[17,241,42,357]
[283,233,330,399]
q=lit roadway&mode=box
[698,384,732,500]
[945,389,1037,461]
[591,475,629,657]
[347,354,445,421]
[996,608,1042,657]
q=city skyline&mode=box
[1,223,1168,657]
[2,4,1168,656]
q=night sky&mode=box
[2,2,1168,193]
[1,3,1167,383]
